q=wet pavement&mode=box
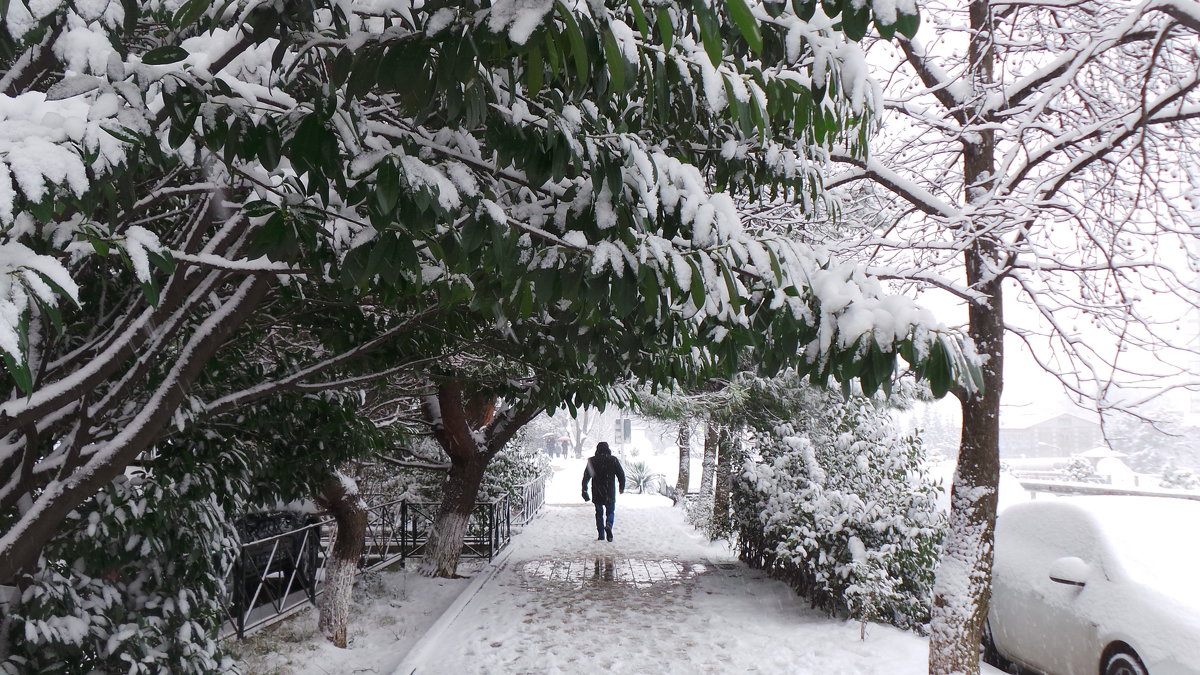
[517,557,713,594]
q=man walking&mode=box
[581,442,625,541]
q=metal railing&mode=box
[221,474,547,639]
[1019,479,1200,501]
[512,476,547,526]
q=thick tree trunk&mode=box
[699,422,718,498]
[317,473,368,648]
[418,454,489,578]
[929,2,1001,668]
[712,425,737,536]
[675,422,691,495]
[418,384,539,578]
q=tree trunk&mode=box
[418,454,489,578]
[675,421,691,495]
[712,425,737,536]
[699,422,718,498]
[929,2,1002,669]
[418,384,540,578]
[316,473,368,648]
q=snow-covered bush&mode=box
[480,435,552,502]
[1066,457,1100,483]
[1159,464,1200,490]
[2,394,381,673]
[735,397,944,631]
[2,455,248,674]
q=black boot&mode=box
[597,531,605,540]
[605,526,613,542]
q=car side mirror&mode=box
[1048,556,1090,587]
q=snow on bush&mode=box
[734,394,944,631]
[479,430,552,502]
[1066,456,1101,483]
[1159,463,1200,490]
[2,459,243,674]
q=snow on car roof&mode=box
[1004,496,1200,599]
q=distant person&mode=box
[582,442,625,541]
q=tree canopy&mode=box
[0,0,983,593]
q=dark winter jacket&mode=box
[582,446,626,505]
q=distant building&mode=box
[1000,412,1103,458]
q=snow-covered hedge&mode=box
[734,397,944,631]
[480,434,553,503]
[2,456,246,674]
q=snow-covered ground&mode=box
[235,452,1002,674]
[408,499,959,674]
[229,561,483,674]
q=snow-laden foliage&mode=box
[1159,463,1200,490]
[822,0,1200,667]
[0,0,981,592]
[1065,457,1100,483]
[479,433,553,502]
[735,394,943,631]
[2,460,242,674]
[2,392,384,673]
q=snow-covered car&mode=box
[985,496,1200,675]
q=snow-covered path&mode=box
[404,494,943,674]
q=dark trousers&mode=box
[593,501,615,533]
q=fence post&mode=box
[400,500,408,568]
[233,552,246,640]
[488,502,496,561]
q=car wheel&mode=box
[1103,650,1147,675]
[981,620,1014,671]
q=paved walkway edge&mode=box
[390,545,518,675]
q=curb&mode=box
[390,544,518,675]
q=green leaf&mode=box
[630,0,652,39]
[331,49,354,89]
[141,279,161,306]
[460,217,489,252]
[146,249,176,275]
[527,45,545,96]
[172,0,209,29]
[726,0,763,53]
[602,29,627,92]
[243,200,277,218]
[87,235,110,257]
[655,9,675,49]
[896,11,920,39]
[693,0,724,66]
[688,257,706,307]
[874,15,896,40]
[374,161,400,214]
[2,352,32,395]
[142,45,190,66]
[257,117,282,171]
[518,280,534,318]
[840,4,870,41]
[556,2,590,82]
[792,0,816,21]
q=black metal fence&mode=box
[221,475,547,639]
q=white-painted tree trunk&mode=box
[317,474,367,648]
[675,422,691,497]
[699,422,718,498]
[318,530,358,648]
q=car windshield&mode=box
[1086,499,1200,593]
